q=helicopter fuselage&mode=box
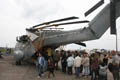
[14,2,120,64]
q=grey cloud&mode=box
[14,0,63,22]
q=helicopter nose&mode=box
[14,50,24,61]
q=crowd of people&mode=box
[36,49,120,80]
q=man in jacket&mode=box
[74,54,81,77]
[67,53,74,75]
[37,53,45,78]
[52,50,60,70]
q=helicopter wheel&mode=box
[16,61,21,65]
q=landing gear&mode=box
[16,61,21,65]
[0,54,2,58]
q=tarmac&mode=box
[0,54,116,80]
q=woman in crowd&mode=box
[91,52,100,80]
[47,57,55,78]
[82,52,90,80]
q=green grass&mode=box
[0,48,14,54]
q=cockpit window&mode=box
[16,35,30,43]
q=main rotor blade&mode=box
[26,28,38,32]
[45,28,64,29]
[85,0,104,17]
[110,0,116,34]
[38,20,89,29]
[32,16,79,28]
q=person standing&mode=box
[103,54,108,66]
[37,52,45,78]
[52,50,60,70]
[74,53,81,77]
[99,61,107,80]
[61,50,67,73]
[82,52,90,79]
[111,50,119,80]
[48,57,55,78]
[67,53,74,75]
[91,52,100,80]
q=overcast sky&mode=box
[0,0,120,51]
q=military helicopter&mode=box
[14,0,120,65]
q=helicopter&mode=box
[14,0,120,65]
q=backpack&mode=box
[108,63,113,72]
[99,65,107,76]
